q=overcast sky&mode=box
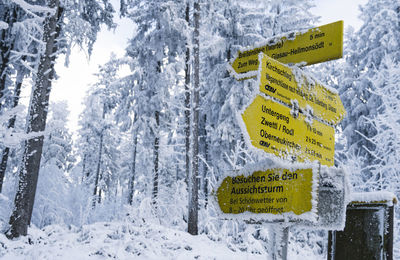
[49,0,368,132]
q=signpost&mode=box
[228,20,343,80]
[219,20,347,260]
[259,53,346,125]
[241,95,335,166]
[216,167,316,218]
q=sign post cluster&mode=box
[215,20,346,259]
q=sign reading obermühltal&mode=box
[215,162,318,222]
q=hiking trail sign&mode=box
[240,94,335,166]
[228,20,343,80]
[259,53,346,125]
[216,166,317,220]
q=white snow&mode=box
[0,222,269,260]
[0,21,8,30]
[11,0,56,15]
[350,191,398,206]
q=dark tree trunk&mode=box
[92,105,106,208]
[202,114,209,208]
[188,0,200,236]
[152,111,160,205]
[7,0,63,238]
[128,115,138,205]
[152,110,160,206]
[92,131,104,208]
[0,59,26,193]
[184,1,191,187]
[152,58,162,207]
[0,5,18,111]
[98,188,102,204]
[81,154,87,183]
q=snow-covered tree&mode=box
[201,0,319,183]
[8,0,115,238]
[41,101,74,171]
[0,1,47,193]
[338,0,400,173]
[31,101,74,228]
[77,58,122,208]
[124,0,188,207]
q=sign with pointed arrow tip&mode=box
[228,20,343,80]
[259,53,346,125]
[240,95,335,166]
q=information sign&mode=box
[241,95,335,166]
[228,21,343,80]
[216,168,314,216]
[259,53,346,125]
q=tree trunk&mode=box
[92,130,104,208]
[128,115,138,205]
[98,187,102,204]
[152,110,160,206]
[188,0,200,236]
[0,58,26,193]
[7,0,63,238]
[92,105,106,208]
[202,114,209,208]
[184,1,191,187]
[0,5,18,111]
[81,154,87,183]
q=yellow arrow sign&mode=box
[228,20,343,79]
[216,168,314,216]
[241,95,335,166]
[259,54,346,125]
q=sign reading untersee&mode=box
[228,21,343,80]
[241,95,335,166]
[259,53,346,125]
[216,167,315,217]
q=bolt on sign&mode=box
[215,164,318,221]
[240,94,335,166]
[259,53,346,125]
[228,20,343,80]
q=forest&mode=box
[0,0,399,259]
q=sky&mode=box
[312,0,367,29]
[50,0,368,133]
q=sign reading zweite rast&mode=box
[228,21,343,80]
[259,53,346,125]
[241,95,335,166]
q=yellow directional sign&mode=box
[216,168,314,216]
[241,95,335,166]
[228,21,343,79]
[259,54,346,125]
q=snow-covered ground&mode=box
[0,222,269,260]
[0,220,324,260]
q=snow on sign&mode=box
[215,163,319,222]
[228,20,343,80]
[259,53,346,125]
[240,94,335,166]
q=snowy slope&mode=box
[0,220,326,259]
[0,222,269,260]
